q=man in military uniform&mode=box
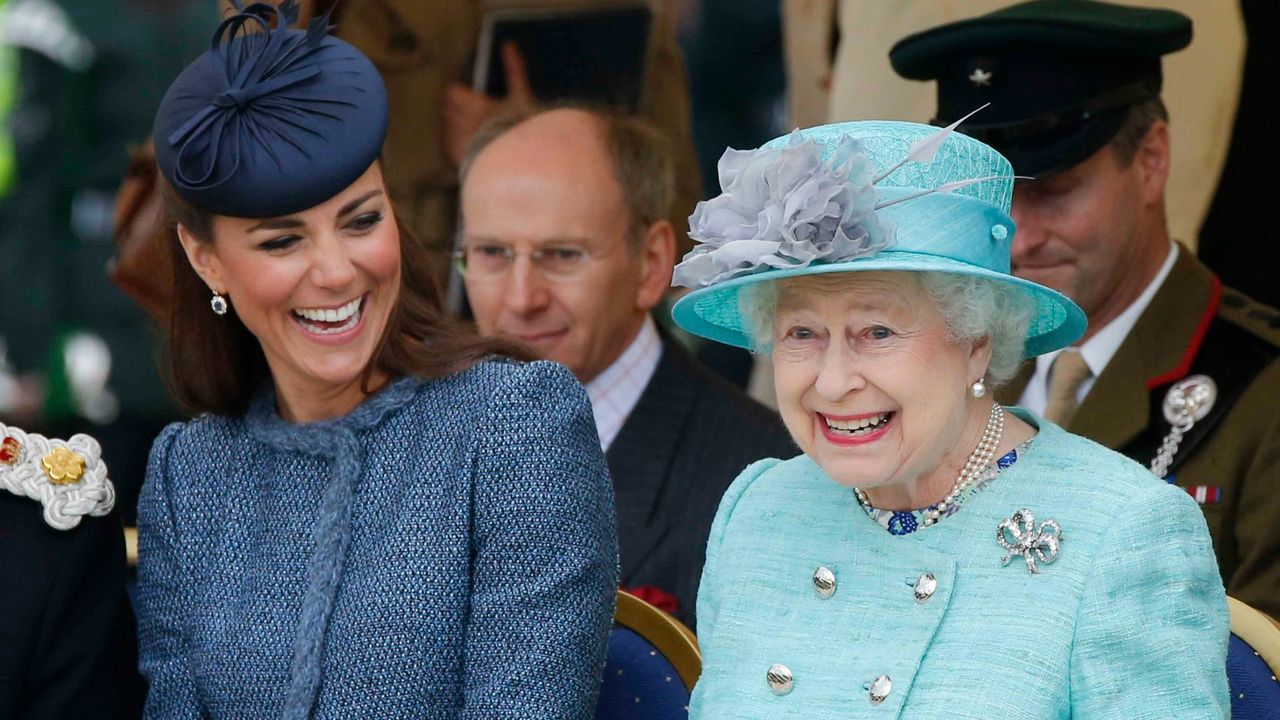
[891,0,1280,618]
[0,423,139,718]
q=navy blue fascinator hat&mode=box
[153,1,388,218]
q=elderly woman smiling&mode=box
[672,121,1229,718]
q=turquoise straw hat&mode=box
[670,120,1086,357]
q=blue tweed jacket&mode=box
[136,360,618,719]
[691,410,1230,718]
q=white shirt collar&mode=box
[1019,243,1179,415]
[584,315,663,451]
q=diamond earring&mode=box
[970,378,987,398]
[210,292,228,316]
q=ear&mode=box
[967,334,995,384]
[176,224,226,294]
[1135,119,1170,207]
[634,219,676,312]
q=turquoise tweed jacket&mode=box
[137,360,618,718]
[691,411,1229,718]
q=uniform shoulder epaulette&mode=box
[1217,286,1280,352]
[0,422,115,530]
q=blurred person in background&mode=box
[678,0,789,389]
[891,0,1280,618]
[1,0,14,197]
[139,5,617,716]
[0,415,137,717]
[0,0,214,525]
[1198,0,1280,308]
[0,422,138,714]
[458,106,794,629]
[1,2,212,716]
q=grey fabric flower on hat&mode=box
[673,133,895,288]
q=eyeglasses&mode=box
[452,243,596,281]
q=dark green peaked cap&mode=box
[889,0,1191,177]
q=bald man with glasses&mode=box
[458,107,794,629]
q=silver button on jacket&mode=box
[812,566,836,598]
[767,664,794,695]
[914,573,937,602]
[869,674,892,704]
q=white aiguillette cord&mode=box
[0,421,115,530]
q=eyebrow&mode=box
[460,235,592,246]
[246,190,384,233]
[338,189,383,217]
[246,216,304,233]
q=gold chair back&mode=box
[613,589,701,691]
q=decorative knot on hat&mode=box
[165,2,336,189]
[211,78,306,111]
[153,0,389,218]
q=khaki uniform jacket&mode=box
[998,246,1280,618]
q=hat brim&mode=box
[671,250,1086,357]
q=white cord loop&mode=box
[0,421,115,530]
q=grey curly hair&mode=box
[738,271,1036,385]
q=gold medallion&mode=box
[42,447,86,485]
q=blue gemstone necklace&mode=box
[854,404,1013,535]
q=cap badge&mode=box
[968,67,994,88]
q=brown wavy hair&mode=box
[159,175,534,417]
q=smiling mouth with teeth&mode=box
[824,412,894,436]
[292,295,365,335]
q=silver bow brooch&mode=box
[997,508,1061,574]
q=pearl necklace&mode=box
[854,403,1005,529]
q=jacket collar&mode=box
[999,244,1219,449]
[246,374,423,455]
[606,332,699,578]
